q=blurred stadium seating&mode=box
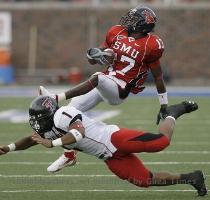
[0,0,209,85]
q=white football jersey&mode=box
[43,106,119,160]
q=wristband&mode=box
[158,92,168,105]
[8,143,16,151]
[57,93,66,102]
[52,138,63,147]
[70,129,83,142]
[166,116,176,122]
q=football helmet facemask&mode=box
[119,6,156,34]
[29,95,58,135]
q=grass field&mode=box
[0,96,209,200]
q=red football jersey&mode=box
[102,25,164,94]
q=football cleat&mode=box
[190,170,207,196]
[47,151,77,173]
[39,86,58,102]
[39,86,52,96]
[165,101,198,119]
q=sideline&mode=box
[0,86,210,97]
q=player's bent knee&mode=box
[144,133,170,152]
[156,134,170,151]
[96,74,124,105]
[105,154,153,188]
[97,74,107,85]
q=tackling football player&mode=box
[39,6,169,172]
[0,96,207,196]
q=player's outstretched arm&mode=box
[150,64,167,104]
[32,121,85,148]
[0,135,38,156]
[150,65,169,125]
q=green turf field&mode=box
[0,97,209,200]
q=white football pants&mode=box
[68,73,125,112]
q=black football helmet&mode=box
[29,95,58,135]
[119,6,157,34]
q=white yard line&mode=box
[172,136,210,138]
[2,141,209,145]
[172,142,210,145]
[0,189,209,193]
[0,161,210,165]
[124,119,210,125]
[0,174,115,178]
[157,151,210,154]
[10,150,210,155]
[0,174,209,178]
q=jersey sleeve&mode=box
[101,25,127,48]
[146,35,164,69]
[53,106,82,133]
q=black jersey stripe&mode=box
[53,114,82,134]
[62,111,72,119]
[70,114,82,125]
[128,133,164,142]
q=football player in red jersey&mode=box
[39,6,169,172]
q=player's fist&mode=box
[0,145,9,155]
[32,133,52,148]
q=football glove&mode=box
[156,106,169,125]
[87,48,113,65]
